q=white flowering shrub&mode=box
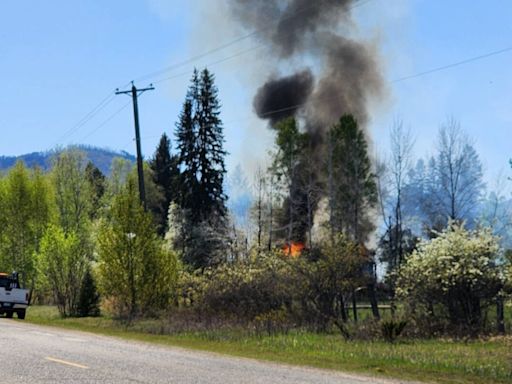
[396,224,505,330]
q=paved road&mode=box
[1,319,414,384]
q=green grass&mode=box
[22,306,512,384]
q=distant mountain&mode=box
[0,145,136,176]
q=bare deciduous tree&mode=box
[383,119,415,269]
[428,119,485,229]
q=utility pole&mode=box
[116,82,154,210]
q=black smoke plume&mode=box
[229,0,383,243]
[229,0,383,134]
[254,70,314,126]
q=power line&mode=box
[122,43,512,155]
[52,91,116,146]
[52,2,510,153]
[196,44,512,125]
[77,43,512,153]
[132,0,373,84]
[79,101,131,142]
[152,43,265,85]
[392,46,512,83]
[54,0,372,146]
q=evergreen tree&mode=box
[329,115,377,243]
[195,68,227,222]
[85,161,106,219]
[150,133,180,235]
[176,71,199,214]
[271,118,310,245]
[77,266,100,317]
[173,68,228,268]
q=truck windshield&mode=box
[0,277,10,288]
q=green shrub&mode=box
[77,267,100,317]
[381,319,407,343]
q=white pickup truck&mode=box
[0,272,30,319]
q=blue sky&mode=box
[1,0,511,187]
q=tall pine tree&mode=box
[175,72,198,215]
[196,68,227,222]
[174,68,228,268]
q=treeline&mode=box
[1,68,511,339]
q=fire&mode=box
[282,242,305,258]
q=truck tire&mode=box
[6,312,13,318]
[17,310,26,320]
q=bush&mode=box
[289,235,371,338]
[181,252,293,321]
[381,319,407,343]
[175,238,374,339]
[396,224,505,335]
[38,225,88,317]
[77,267,100,317]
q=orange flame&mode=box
[282,242,305,258]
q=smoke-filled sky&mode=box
[1,0,511,187]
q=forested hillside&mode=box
[0,145,135,175]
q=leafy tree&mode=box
[108,157,133,196]
[150,133,180,235]
[0,162,53,284]
[97,176,178,318]
[51,151,99,315]
[52,150,93,235]
[38,225,88,317]
[396,224,504,331]
[31,168,55,246]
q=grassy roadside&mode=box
[22,306,512,384]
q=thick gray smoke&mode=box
[229,0,383,136]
